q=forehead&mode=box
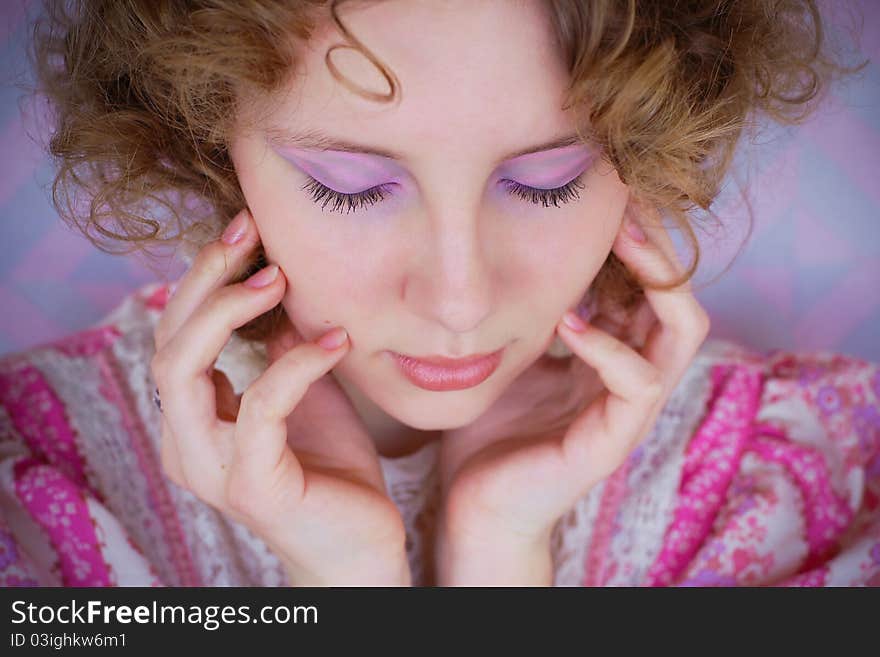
[261,0,573,161]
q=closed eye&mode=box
[499,174,586,208]
[301,173,587,214]
[301,177,396,214]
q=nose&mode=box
[403,218,494,337]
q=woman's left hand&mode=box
[435,199,711,585]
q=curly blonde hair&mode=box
[30,0,865,354]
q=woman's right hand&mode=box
[150,208,411,586]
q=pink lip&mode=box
[389,348,505,391]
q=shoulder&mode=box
[0,281,168,374]
[671,336,878,465]
[564,336,880,586]
[650,337,880,586]
[0,281,169,437]
[0,282,172,586]
[0,281,170,466]
[0,282,171,501]
[684,337,879,486]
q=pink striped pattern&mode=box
[12,456,113,586]
[749,427,854,570]
[0,362,97,496]
[582,460,631,586]
[644,364,762,586]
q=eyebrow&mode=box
[265,127,585,164]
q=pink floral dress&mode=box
[0,281,878,586]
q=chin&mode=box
[380,364,519,430]
[386,389,496,431]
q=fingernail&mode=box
[221,211,249,245]
[243,264,279,288]
[562,310,588,332]
[317,326,348,350]
[626,218,647,243]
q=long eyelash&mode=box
[302,172,587,214]
[501,174,586,207]
[301,177,393,214]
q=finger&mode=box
[548,200,711,486]
[157,263,284,412]
[152,265,285,477]
[609,209,710,379]
[262,322,384,490]
[284,370,388,493]
[624,199,676,262]
[154,208,260,351]
[154,378,230,503]
[555,320,664,482]
[558,317,664,429]
[231,327,351,498]
[262,315,386,492]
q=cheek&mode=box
[272,229,389,337]
[509,195,624,312]
[518,198,616,270]
[527,238,603,302]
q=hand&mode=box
[435,199,711,585]
[150,208,411,586]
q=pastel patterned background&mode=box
[1,1,878,361]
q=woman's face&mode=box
[228,0,630,434]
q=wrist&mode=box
[271,534,412,587]
[435,521,553,586]
[282,553,412,587]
